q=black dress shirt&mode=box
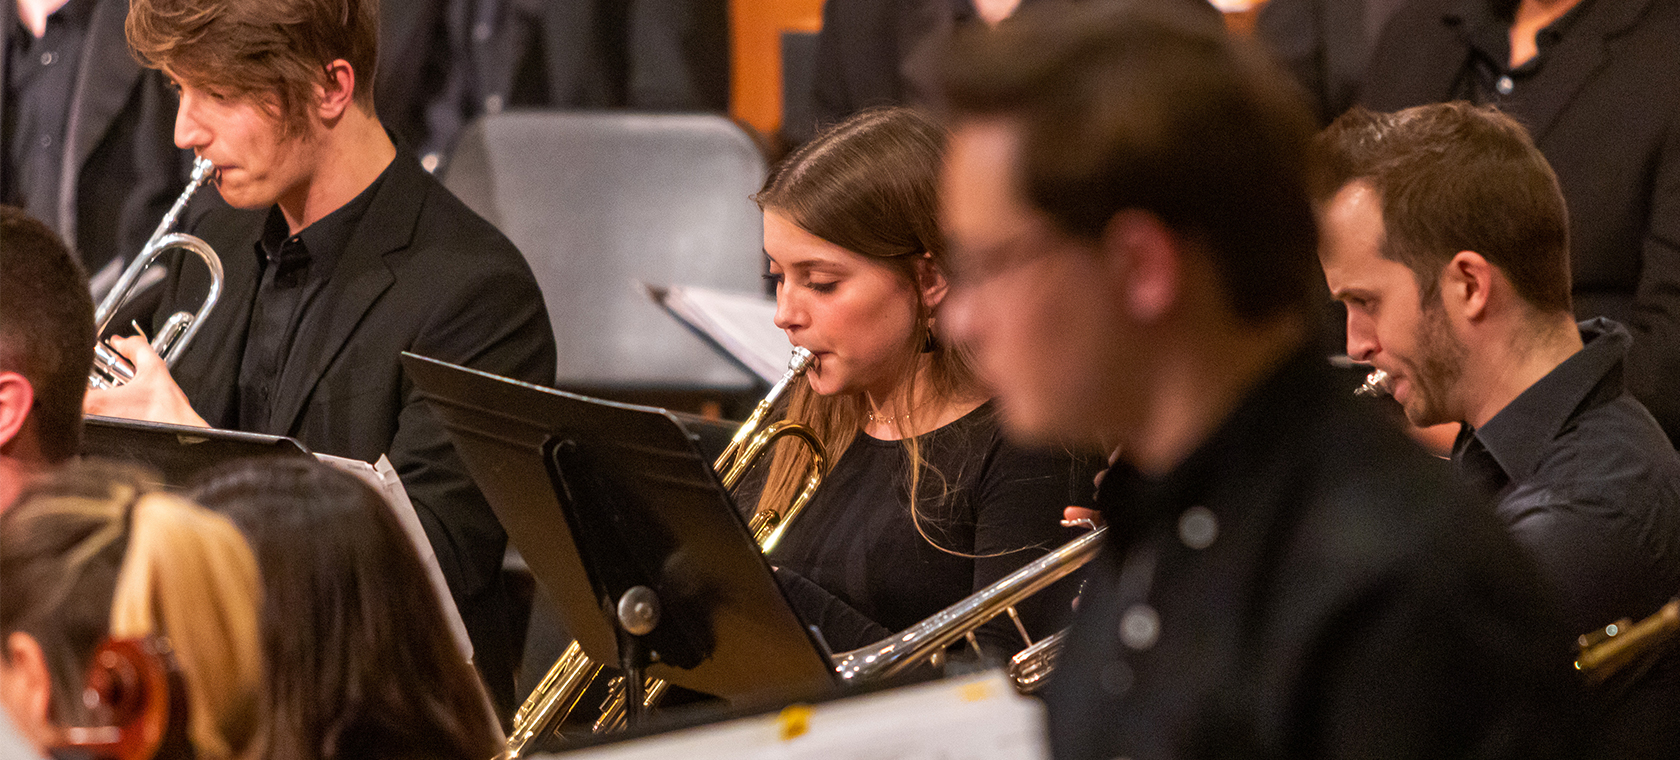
[1453,317,1680,760]
[1046,345,1580,760]
[1450,316,1680,756]
[237,167,388,432]
[1,0,94,220]
[1447,0,1595,104]
[1453,318,1680,634]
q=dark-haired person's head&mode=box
[1316,103,1574,428]
[934,0,1321,463]
[191,458,501,760]
[0,460,263,759]
[0,207,95,508]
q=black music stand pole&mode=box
[614,586,660,724]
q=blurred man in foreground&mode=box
[935,3,1578,757]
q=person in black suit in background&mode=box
[1,0,191,289]
[1361,0,1680,447]
[378,0,729,175]
[83,0,557,719]
[934,2,1579,757]
[801,0,1220,144]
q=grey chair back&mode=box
[443,110,768,391]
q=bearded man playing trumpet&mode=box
[80,0,556,716]
[747,106,1100,661]
[1317,102,1680,757]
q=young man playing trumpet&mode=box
[1317,101,1680,755]
[935,2,1578,757]
[82,0,556,715]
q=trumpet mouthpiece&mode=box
[1355,369,1390,398]
[789,346,815,372]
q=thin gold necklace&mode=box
[865,409,915,424]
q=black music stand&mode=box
[80,415,313,487]
[401,353,837,722]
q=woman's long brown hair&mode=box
[753,107,984,550]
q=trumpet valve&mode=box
[89,340,137,389]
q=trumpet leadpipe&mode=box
[832,526,1107,683]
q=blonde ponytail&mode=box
[109,492,263,760]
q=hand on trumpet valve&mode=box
[83,335,209,428]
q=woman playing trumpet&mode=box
[751,107,1098,658]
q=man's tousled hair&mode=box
[126,0,379,136]
[1315,102,1572,313]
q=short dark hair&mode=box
[191,458,501,760]
[0,206,94,462]
[1316,103,1572,313]
[936,0,1322,324]
[126,0,380,136]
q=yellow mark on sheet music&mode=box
[959,680,993,702]
[777,704,813,741]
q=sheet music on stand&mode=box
[645,283,790,384]
[313,454,475,663]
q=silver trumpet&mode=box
[89,157,223,389]
[833,526,1107,685]
[1354,369,1390,398]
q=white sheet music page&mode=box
[550,670,1050,759]
[312,453,475,663]
[646,283,790,384]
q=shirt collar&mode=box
[1449,0,1596,72]
[8,0,95,43]
[252,162,392,277]
[48,0,97,27]
[1457,317,1631,485]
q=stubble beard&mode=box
[1401,301,1468,428]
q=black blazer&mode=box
[0,0,192,279]
[152,153,557,707]
[1362,0,1680,444]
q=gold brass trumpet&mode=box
[503,348,828,758]
[89,157,223,389]
[1575,599,1680,685]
